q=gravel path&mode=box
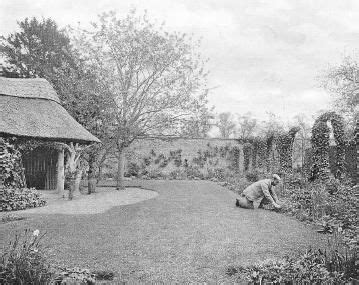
[6,187,158,215]
[0,180,326,283]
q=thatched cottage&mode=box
[0,77,100,191]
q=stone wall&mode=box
[103,138,244,179]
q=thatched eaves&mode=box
[0,77,100,144]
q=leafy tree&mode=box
[0,17,75,78]
[0,17,112,193]
[73,10,210,189]
[324,56,359,113]
[216,112,236,138]
[322,55,359,136]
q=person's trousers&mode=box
[237,193,254,209]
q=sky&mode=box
[1,0,359,126]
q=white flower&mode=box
[33,229,40,236]
[33,248,38,253]
[338,227,342,233]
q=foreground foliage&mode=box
[0,229,53,284]
[1,229,116,284]
[227,245,357,284]
[280,174,358,250]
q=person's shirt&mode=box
[242,179,277,204]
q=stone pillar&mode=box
[57,149,65,197]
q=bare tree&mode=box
[257,112,285,137]
[216,112,236,138]
[73,10,209,189]
[237,112,257,140]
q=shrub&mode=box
[159,159,169,168]
[52,267,96,284]
[281,182,328,222]
[169,169,187,180]
[0,187,46,212]
[213,167,226,181]
[92,270,115,281]
[143,157,151,166]
[284,172,306,190]
[0,229,53,284]
[245,171,259,182]
[147,169,162,179]
[126,162,140,177]
[174,156,182,167]
[185,166,203,179]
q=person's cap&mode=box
[272,174,281,181]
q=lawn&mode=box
[0,180,327,283]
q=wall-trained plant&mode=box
[311,112,345,181]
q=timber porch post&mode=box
[57,148,65,197]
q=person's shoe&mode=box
[235,199,240,207]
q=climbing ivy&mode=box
[229,146,240,172]
[276,127,300,174]
[310,111,345,181]
[252,137,267,169]
[243,143,253,171]
[265,134,275,172]
[0,137,26,188]
[355,119,359,183]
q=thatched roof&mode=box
[0,77,100,143]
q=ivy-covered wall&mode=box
[305,144,357,183]
[103,138,244,179]
[310,112,346,181]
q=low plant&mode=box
[169,169,187,180]
[92,269,115,281]
[147,169,163,179]
[52,267,96,284]
[0,187,46,212]
[159,159,169,168]
[184,166,203,179]
[143,157,151,166]
[0,229,53,284]
[126,162,140,177]
[1,213,26,223]
[228,246,358,284]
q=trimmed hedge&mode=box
[0,187,46,212]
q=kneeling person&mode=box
[236,174,281,210]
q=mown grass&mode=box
[0,180,326,283]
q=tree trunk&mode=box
[88,157,97,194]
[116,147,126,190]
[57,149,65,198]
[68,174,76,200]
[73,168,83,196]
[97,166,102,184]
